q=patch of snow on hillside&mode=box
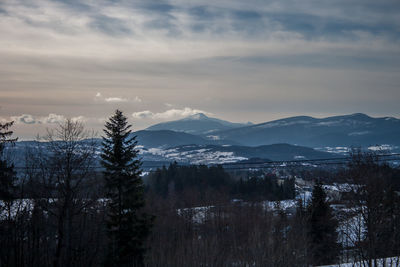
[207,135,220,140]
[301,162,318,167]
[0,199,34,220]
[262,199,297,211]
[348,131,370,136]
[316,120,342,126]
[316,146,350,154]
[337,213,365,249]
[259,120,311,128]
[145,147,247,164]
[323,183,353,193]
[188,151,247,164]
[177,206,213,224]
[368,144,395,151]
[296,191,312,204]
[320,256,400,267]
[147,147,177,156]
[384,117,397,121]
[147,148,165,156]
[316,119,371,127]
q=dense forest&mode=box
[1,111,400,266]
[146,163,295,205]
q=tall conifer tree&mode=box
[307,181,339,265]
[0,121,17,267]
[101,110,152,267]
[0,121,17,201]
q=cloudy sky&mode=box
[0,0,399,139]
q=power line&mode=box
[218,157,400,170]
[219,153,400,165]
[12,153,400,172]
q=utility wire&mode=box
[12,154,400,172]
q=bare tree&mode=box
[26,119,98,267]
[345,149,400,266]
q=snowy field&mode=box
[141,146,247,164]
[320,257,400,267]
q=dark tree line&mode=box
[147,164,295,206]
[1,114,400,266]
[145,180,339,266]
[233,174,295,201]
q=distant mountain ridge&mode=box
[144,113,400,149]
[10,140,336,167]
[134,130,238,148]
[9,113,400,168]
[212,113,400,148]
[146,113,252,135]
[145,143,337,163]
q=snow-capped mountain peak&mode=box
[183,113,209,120]
[146,113,250,135]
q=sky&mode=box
[0,0,399,139]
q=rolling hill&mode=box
[146,113,251,135]
[210,113,400,148]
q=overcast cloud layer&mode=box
[0,0,399,139]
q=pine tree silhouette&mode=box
[101,110,153,267]
[307,181,339,265]
[0,121,17,201]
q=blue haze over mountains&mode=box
[9,113,400,166]
[143,113,400,148]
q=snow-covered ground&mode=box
[0,199,34,220]
[262,199,297,211]
[316,146,351,154]
[320,257,400,267]
[0,198,108,221]
[368,144,398,151]
[177,198,301,224]
[323,183,353,193]
[177,206,214,224]
[316,144,399,155]
[141,147,247,164]
[337,212,365,248]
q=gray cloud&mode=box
[0,0,399,139]
[11,114,36,124]
[89,14,133,36]
[132,107,210,120]
[8,113,87,125]
[94,92,142,103]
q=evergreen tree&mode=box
[0,121,17,201]
[307,181,339,265]
[101,110,153,267]
[0,121,17,267]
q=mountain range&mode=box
[144,113,400,150]
[9,141,337,167]
[9,113,399,167]
[146,113,252,135]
